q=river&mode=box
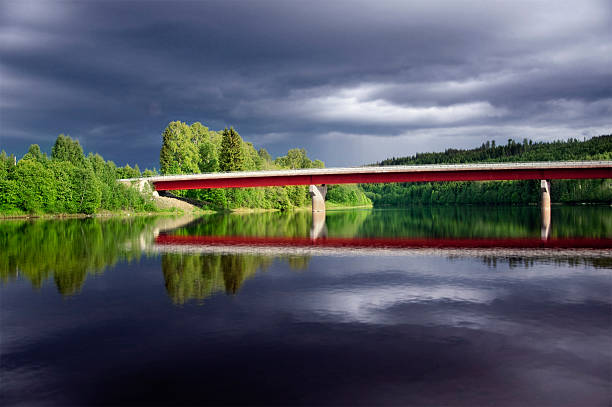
[1,206,611,406]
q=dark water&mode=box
[1,206,611,406]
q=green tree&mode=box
[0,150,14,180]
[258,148,272,163]
[159,121,199,175]
[218,127,244,172]
[74,167,102,214]
[0,180,20,213]
[198,141,219,172]
[190,122,210,148]
[51,134,85,167]
[275,148,312,169]
[14,159,57,213]
[142,168,158,177]
[22,144,46,163]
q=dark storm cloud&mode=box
[1,0,611,167]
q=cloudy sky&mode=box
[1,0,611,168]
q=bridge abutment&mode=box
[309,184,327,213]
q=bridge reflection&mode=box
[154,216,612,304]
[155,233,612,252]
[153,205,611,258]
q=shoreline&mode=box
[2,201,608,221]
[0,210,182,220]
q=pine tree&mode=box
[219,127,244,172]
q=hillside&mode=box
[362,135,612,206]
[378,135,612,165]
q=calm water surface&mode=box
[1,206,611,406]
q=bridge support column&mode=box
[309,184,327,213]
[541,180,551,240]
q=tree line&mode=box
[0,121,371,216]
[0,135,155,215]
[378,135,612,165]
[362,135,612,206]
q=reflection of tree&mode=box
[162,254,226,304]
[169,204,612,242]
[355,206,612,239]
[287,256,310,271]
[161,253,310,304]
[3,206,609,299]
[179,209,372,239]
[0,217,157,295]
[54,266,88,296]
[481,255,612,269]
[180,211,312,238]
[221,255,263,294]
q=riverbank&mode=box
[0,204,374,220]
[326,202,373,210]
[0,209,187,220]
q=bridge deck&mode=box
[120,161,612,191]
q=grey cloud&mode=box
[0,0,610,168]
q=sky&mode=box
[1,0,611,169]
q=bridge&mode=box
[120,161,612,215]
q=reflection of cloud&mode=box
[250,255,612,328]
[3,250,611,405]
[295,284,497,324]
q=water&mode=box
[1,206,611,406]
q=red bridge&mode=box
[120,161,611,214]
[139,161,611,190]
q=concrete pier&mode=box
[541,180,551,240]
[309,184,327,213]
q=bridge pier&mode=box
[309,184,327,213]
[541,180,551,240]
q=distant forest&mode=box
[362,135,612,206]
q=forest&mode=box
[0,135,154,215]
[362,135,612,206]
[157,121,371,210]
[0,123,370,215]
